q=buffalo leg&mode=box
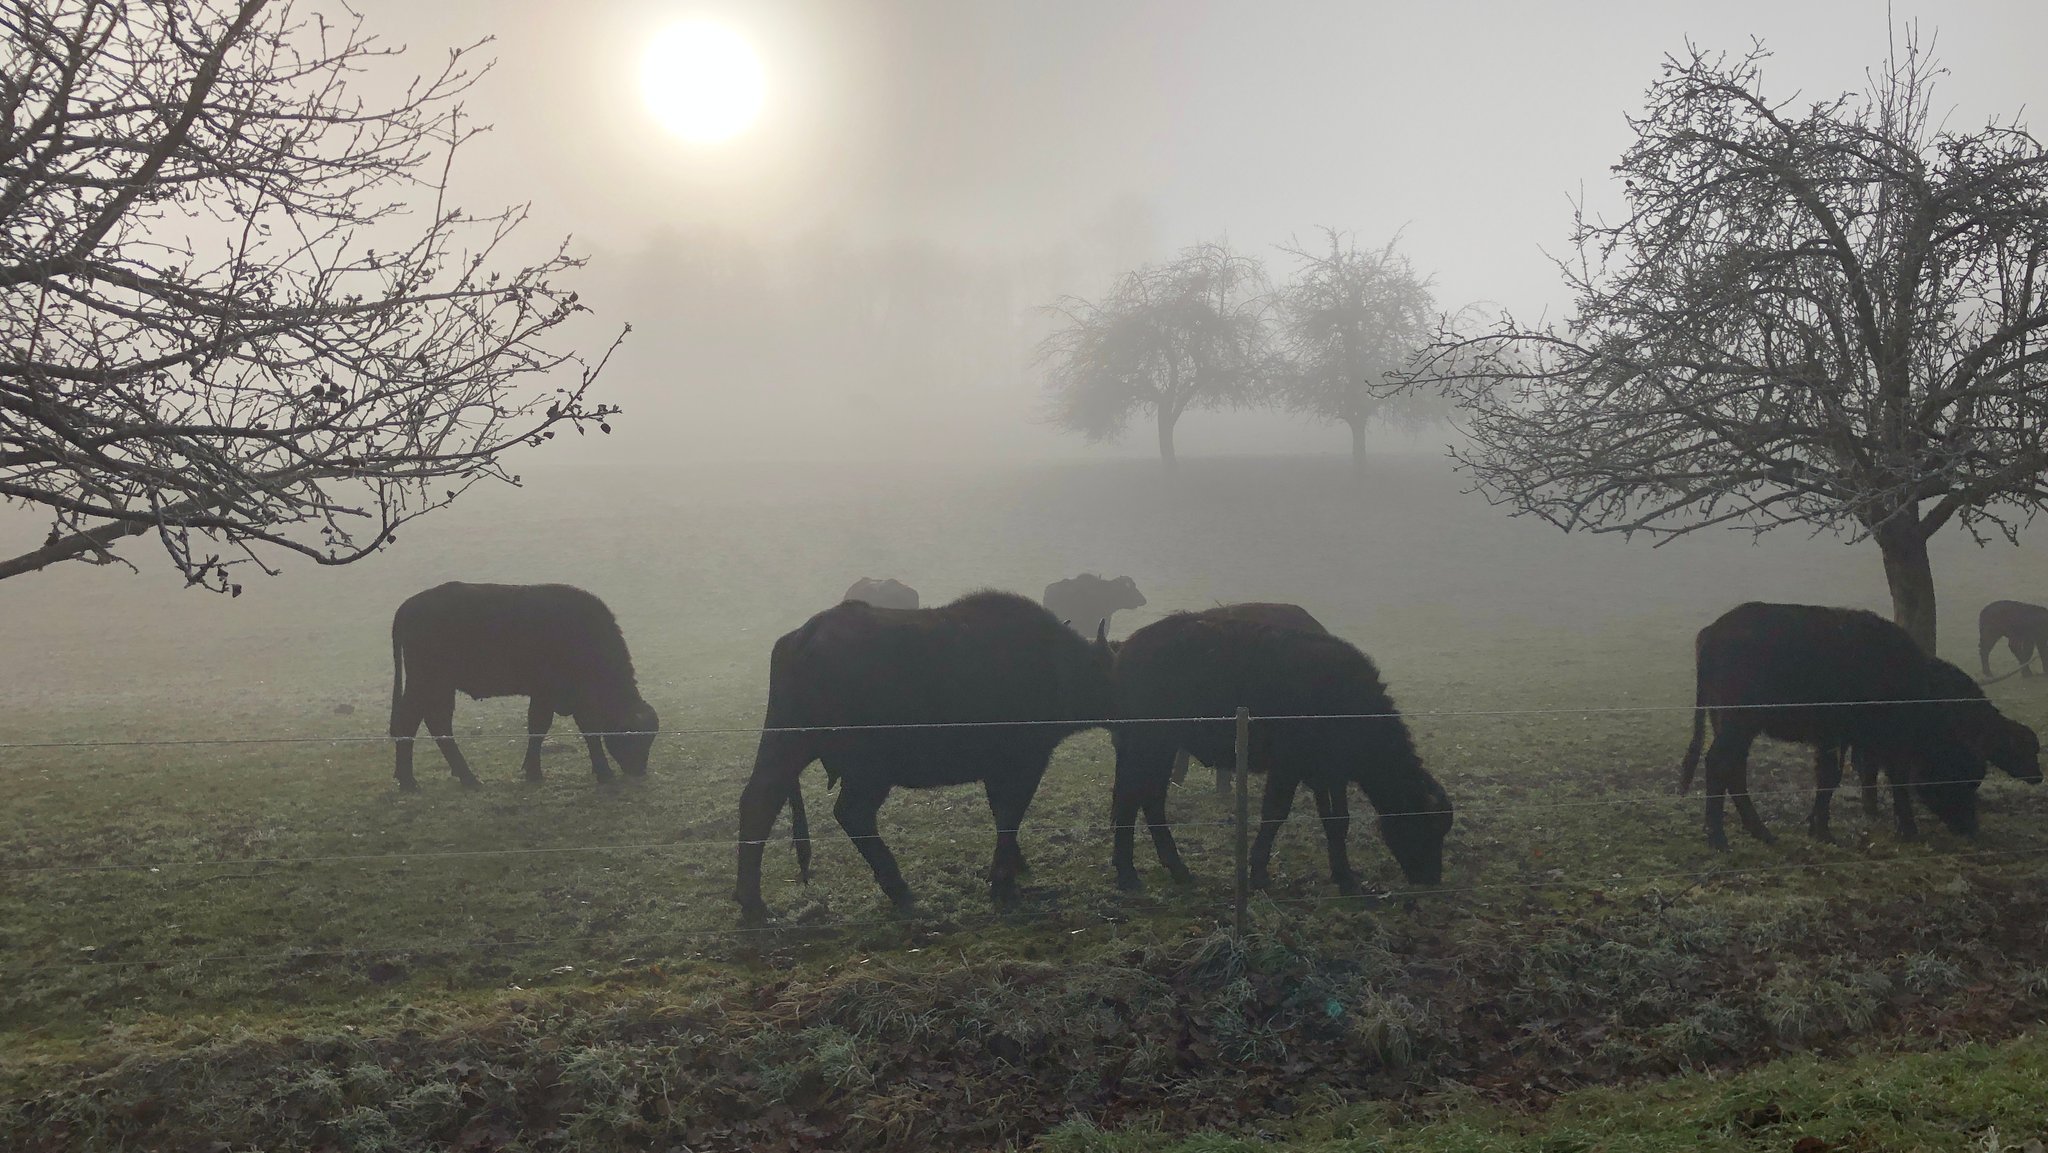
[572,711,614,783]
[2017,635,2038,677]
[984,761,1047,907]
[391,692,424,792]
[1215,764,1231,797]
[1808,744,1843,841]
[422,694,479,788]
[1142,788,1192,884]
[1311,783,1361,895]
[1855,748,1883,819]
[522,697,554,782]
[1170,748,1190,785]
[1112,737,1175,891]
[1702,724,1769,849]
[835,776,912,911]
[1249,769,1302,890]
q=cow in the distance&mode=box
[1167,602,1333,794]
[843,577,919,610]
[1111,610,1453,895]
[1044,573,1147,634]
[735,591,1114,922]
[1979,600,2048,678]
[1679,601,2041,849]
[389,583,659,791]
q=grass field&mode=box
[6,452,2048,1150]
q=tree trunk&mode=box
[1157,407,1178,470]
[1875,514,1937,652]
[1348,420,1367,476]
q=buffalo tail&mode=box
[790,776,812,883]
[1678,642,1706,795]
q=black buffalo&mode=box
[1678,601,2041,848]
[1166,603,1332,794]
[389,583,658,790]
[1044,573,1147,634]
[1980,600,2048,678]
[735,590,1114,921]
[843,577,920,610]
[1110,610,1453,895]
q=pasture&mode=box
[5,452,2048,1151]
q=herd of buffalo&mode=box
[386,576,2048,921]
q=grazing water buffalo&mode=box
[1111,610,1453,895]
[1980,600,2048,678]
[843,577,920,610]
[1678,602,2041,849]
[735,590,1114,921]
[1044,573,1147,634]
[389,583,658,791]
[1166,603,1333,794]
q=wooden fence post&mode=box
[1234,706,1250,939]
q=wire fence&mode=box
[0,692,2023,749]
[6,696,2044,979]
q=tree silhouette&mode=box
[1038,241,1269,468]
[0,0,620,592]
[1410,36,2048,650]
[1275,229,1441,474]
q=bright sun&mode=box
[641,19,765,144]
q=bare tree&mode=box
[1407,35,2048,650]
[0,0,622,593]
[1038,240,1269,468]
[1275,229,1441,474]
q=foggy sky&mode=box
[268,3,2048,461]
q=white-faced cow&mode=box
[389,583,658,790]
[1111,609,1453,896]
[842,577,920,611]
[1679,601,2040,849]
[735,590,1114,922]
[1043,574,1146,635]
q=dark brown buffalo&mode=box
[1679,601,2040,849]
[843,577,920,610]
[1980,599,2048,678]
[389,583,658,790]
[1043,573,1147,634]
[1166,603,1333,794]
[1111,610,1452,895]
[735,590,1114,921]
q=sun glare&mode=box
[641,19,765,144]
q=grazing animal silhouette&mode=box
[842,577,920,610]
[1111,609,1452,895]
[389,583,657,790]
[1678,601,2039,849]
[1043,573,1147,634]
[735,591,1114,922]
[1979,599,2048,678]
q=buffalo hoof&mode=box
[737,898,771,926]
[1115,869,1145,893]
[1334,875,1363,897]
[1706,831,1730,852]
[1249,871,1272,892]
[1167,864,1195,886]
[395,777,419,793]
[1808,824,1834,844]
[883,884,917,915]
[454,775,482,790]
[523,768,544,784]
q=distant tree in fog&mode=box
[0,1,620,592]
[1406,37,2048,651]
[1275,229,1442,474]
[1037,241,1270,468]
